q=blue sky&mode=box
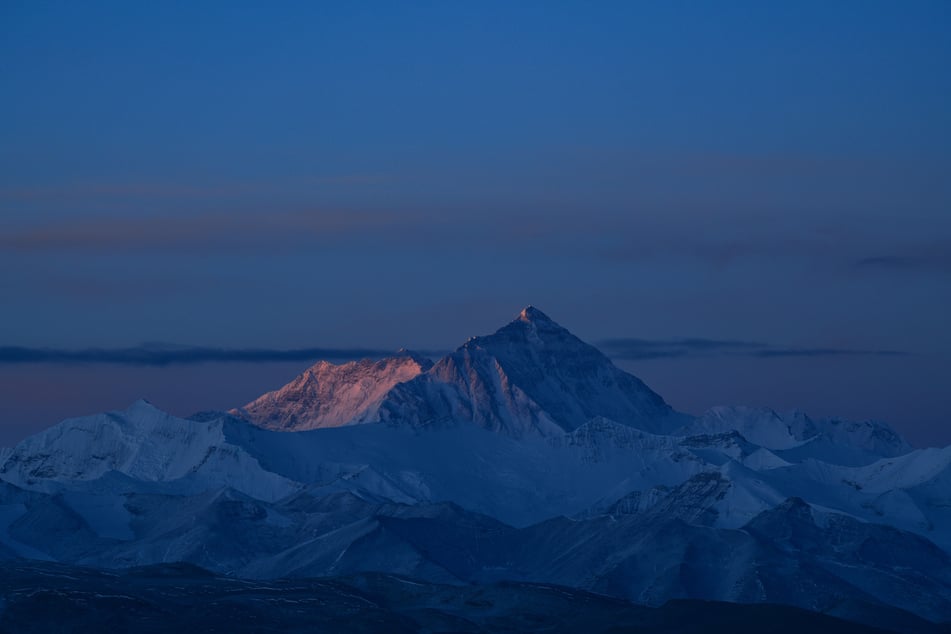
[1,1,949,445]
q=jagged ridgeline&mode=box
[0,308,949,632]
[232,306,681,435]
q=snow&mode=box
[0,305,947,622]
[61,492,135,540]
[234,353,432,431]
[850,446,951,493]
[0,401,298,503]
[0,504,54,560]
[678,405,910,466]
[679,406,812,450]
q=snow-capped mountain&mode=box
[377,306,683,436]
[677,406,912,466]
[234,306,683,437]
[0,399,297,502]
[233,351,432,430]
[0,306,948,628]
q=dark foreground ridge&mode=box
[0,560,942,634]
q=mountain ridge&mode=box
[233,351,433,431]
[0,306,946,625]
[235,306,681,437]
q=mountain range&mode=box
[0,307,948,632]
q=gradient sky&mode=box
[1,1,949,447]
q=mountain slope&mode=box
[0,400,298,502]
[232,307,683,437]
[0,306,946,626]
[678,406,911,466]
[233,352,432,431]
[380,306,683,436]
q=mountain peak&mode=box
[394,348,432,363]
[517,305,554,324]
[233,352,432,431]
[234,306,674,436]
[126,398,160,414]
[417,305,677,436]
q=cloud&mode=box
[0,338,905,366]
[854,253,951,274]
[0,209,428,253]
[0,175,395,202]
[598,338,905,360]
[0,345,445,366]
[751,347,905,358]
[597,338,766,360]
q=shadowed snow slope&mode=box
[677,406,912,466]
[378,306,682,436]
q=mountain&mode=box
[378,306,683,436]
[235,306,682,437]
[233,351,432,431]
[0,399,297,502]
[677,406,912,467]
[0,306,947,628]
